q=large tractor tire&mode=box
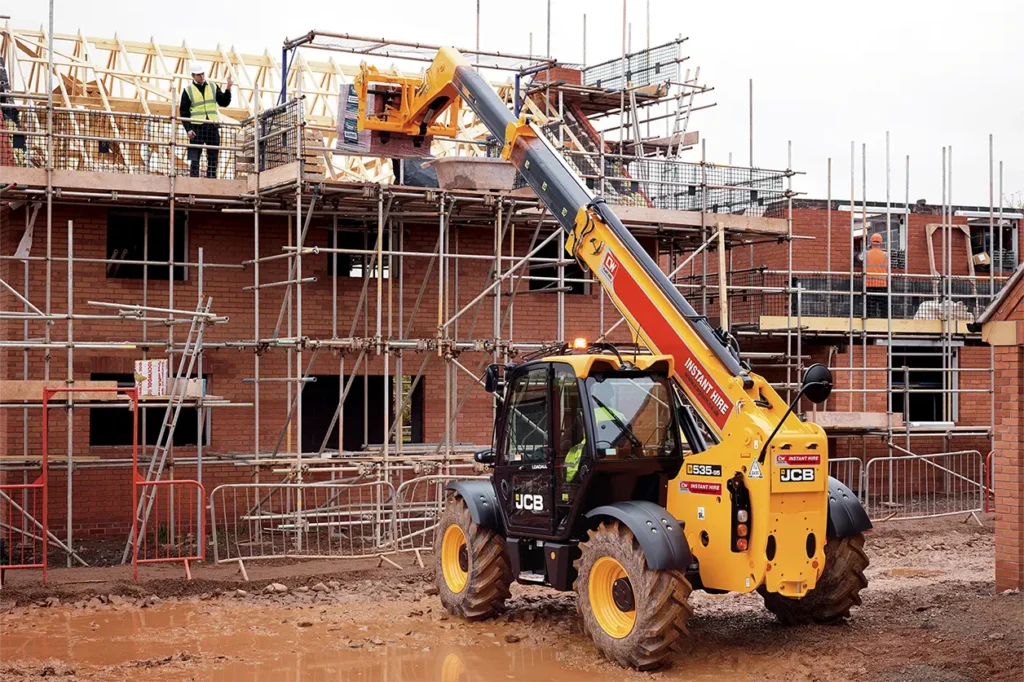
[574,521,692,670]
[433,494,513,620]
[759,533,869,625]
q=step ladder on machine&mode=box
[120,297,214,565]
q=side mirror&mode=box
[802,363,833,404]
[474,448,495,465]
[484,364,501,393]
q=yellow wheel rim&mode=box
[441,524,469,593]
[588,556,636,638]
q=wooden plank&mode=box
[517,203,787,234]
[173,175,248,197]
[759,316,976,335]
[51,169,170,193]
[0,455,103,461]
[5,167,248,198]
[252,161,301,191]
[811,411,901,432]
[613,205,787,234]
[982,320,1022,347]
[0,380,122,401]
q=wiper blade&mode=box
[592,396,642,448]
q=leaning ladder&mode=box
[120,297,213,564]
[667,66,700,158]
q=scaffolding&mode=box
[0,18,1017,571]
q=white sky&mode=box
[10,0,1023,206]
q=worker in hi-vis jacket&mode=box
[865,232,889,317]
[180,63,232,178]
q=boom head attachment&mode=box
[354,47,468,142]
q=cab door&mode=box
[494,365,554,536]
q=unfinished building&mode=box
[0,24,1019,582]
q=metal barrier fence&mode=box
[394,475,487,563]
[238,99,303,174]
[209,473,488,568]
[678,270,1010,328]
[1,102,243,178]
[863,449,984,520]
[548,149,789,218]
[828,457,864,499]
[133,480,206,580]
[984,450,995,513]
[209,480,397,564]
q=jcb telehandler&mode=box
[355,47,872,670]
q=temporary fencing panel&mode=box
[209,480,397,564]
[132,479,206,580]
[394,475,487,558]
[863,450,984,520]
[828,457,864,500]
[984,450,995,513]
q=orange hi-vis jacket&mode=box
[865,247,888,288]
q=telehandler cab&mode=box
[354,47,872,670]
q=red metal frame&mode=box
[132,478,207,581]
[0,477,48,584]
[24,386,139,585]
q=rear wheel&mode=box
[759,533,869,625]
[574,521,692,670]
[433,494,512,620]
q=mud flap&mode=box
[585,501,691,570]
[826,476,872,538]
[445,480,503,533]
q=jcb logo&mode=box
[780,467,816,482]
[515,494,544,512]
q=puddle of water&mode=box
[886,568,946,578]
[1,600,781,681]
[207,647,592,682]
[0,603,597,682]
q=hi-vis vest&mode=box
[565,405,626,482]
[187,82,219,124]
[865,247,888,288]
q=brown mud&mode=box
[1,515,1021,682]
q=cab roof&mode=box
[538,353,675,379]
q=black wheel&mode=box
[574,521,692,670]
[759,533,869,625]
[433,494,512,620]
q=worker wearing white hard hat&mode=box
[180,62,233,177]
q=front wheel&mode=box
[433,494,512,620]
[759,533,869,625]
[574,521,693,670]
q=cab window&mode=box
[585,373,678,459]
[503,367,549,464]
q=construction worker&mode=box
[865,232,889,317]
[180,63,232,178]
[565,404,628,483]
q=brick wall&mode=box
[993,344,1023,591]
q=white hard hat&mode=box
[190,62,206,75]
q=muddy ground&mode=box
[1,515,1021,682]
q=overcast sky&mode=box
[10,0,1022,206]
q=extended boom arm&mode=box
[358,48,783,436]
